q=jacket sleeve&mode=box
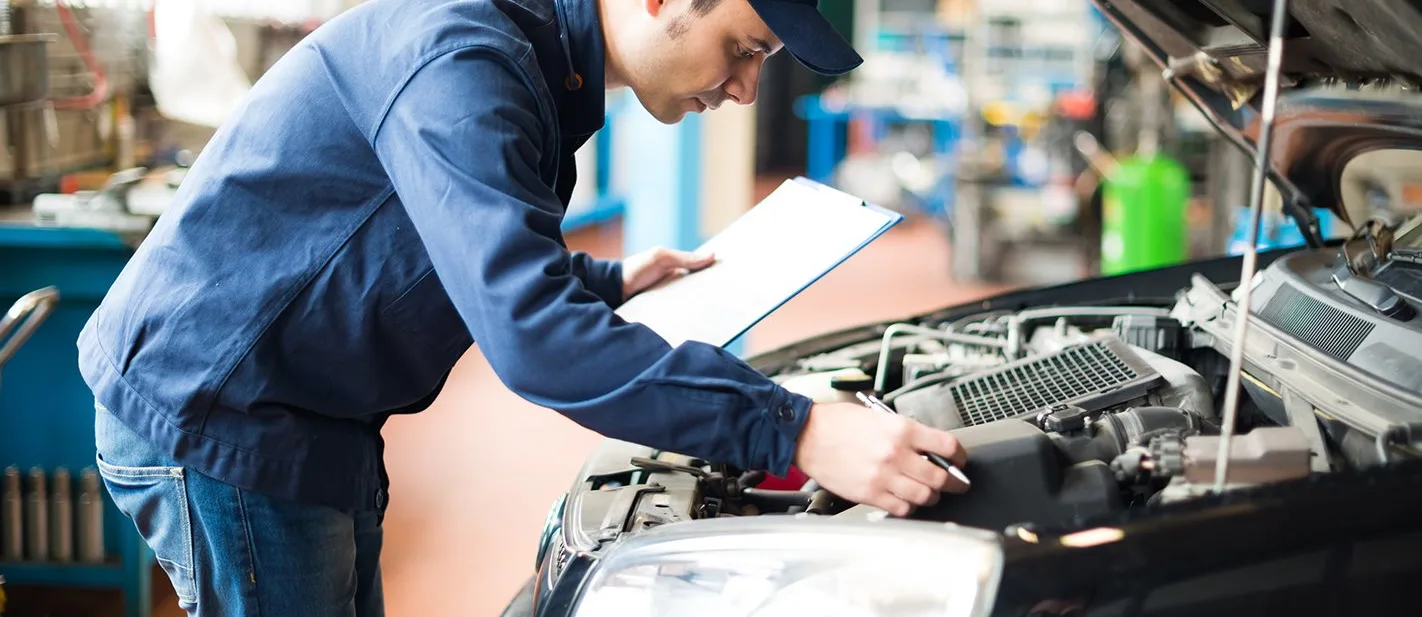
[371,46,812,475]
[568,253,624,308]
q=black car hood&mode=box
[1093,0,1422,235]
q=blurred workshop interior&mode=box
[0,0,1409,615]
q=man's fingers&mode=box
[924,455,970,494]
[886,473,939,508]
[655,248,715,271]
[688,253,716,271]
[909,422,968,468]
[870,493,916,518]
[901,452,955,493]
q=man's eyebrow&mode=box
[749,36,774,55]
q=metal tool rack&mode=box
[948,1,1106,283]
[793,21,967,222]
[796,92,962,219]
[0,222,150,617]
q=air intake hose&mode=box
[1044,406,1215,465]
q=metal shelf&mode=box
[1,559,129,586]
[0,223,150,617]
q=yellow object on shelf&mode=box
[980,101,1044,137]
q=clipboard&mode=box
[614,177,904,348]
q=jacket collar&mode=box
[552,0,606,138]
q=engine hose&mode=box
[738,470,767,489]
[873,323,1007,393]
[740,489,815,511]
[883,371,961,405]
[1108,407,1210,451]
[1064,407,1209,465]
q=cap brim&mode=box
[748,0,863,76]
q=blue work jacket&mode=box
[78,0,813,511]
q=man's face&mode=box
[615,0,781,124]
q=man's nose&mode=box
[722,61,763,106]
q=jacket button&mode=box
[375,489,387,510]
[776,404,795,422]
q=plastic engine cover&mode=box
[916,419,1123,530]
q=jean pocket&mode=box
[95,457,197,606]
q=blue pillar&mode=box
[618,104,747,356]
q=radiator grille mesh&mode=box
[949,339,1158,427]
[1258,284,1373,360]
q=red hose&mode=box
[50,2,110,111]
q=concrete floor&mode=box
[145,175,1012,616]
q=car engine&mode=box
[757,304,1259,530]
[552,215,1422,551]
[760,218,1422,531]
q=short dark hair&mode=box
[688,0,722,14]
[669,0,723,38]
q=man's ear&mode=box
[642,0,670,17]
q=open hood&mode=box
[1092,0,1422,240]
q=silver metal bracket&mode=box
[1282,388,1332,473]
[595,484,666,542]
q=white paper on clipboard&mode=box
[614,177,903,348]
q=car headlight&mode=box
[536,493,567,571]
[572,516,1003,617]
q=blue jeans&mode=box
[94,404,385,616]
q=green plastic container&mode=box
[1100,153,1190,276]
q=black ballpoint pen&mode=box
[856,391,971,486]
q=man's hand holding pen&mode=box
[792,396,971,518]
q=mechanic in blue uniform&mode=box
[79,0,970,613]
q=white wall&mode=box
[699,102,759,238]
[201,0,363,24]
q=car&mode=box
[502,1,1422,615]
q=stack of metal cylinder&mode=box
[1,466,105,564]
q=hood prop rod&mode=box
[1214,0,1292,493]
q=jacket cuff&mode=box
[755,386,814,477]
[572,253,625,308]
[600,259,625,308]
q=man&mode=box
[81,0,970,613]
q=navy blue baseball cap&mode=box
[747,0,863,76]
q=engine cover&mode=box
[914,419,1123,530]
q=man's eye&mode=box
[737,46,753,59]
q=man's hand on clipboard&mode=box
[793,402,970,517]
[612,178,902,349]
[620,246,717,302]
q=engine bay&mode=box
[555,213,1422,552]
[760,299,1308,530]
